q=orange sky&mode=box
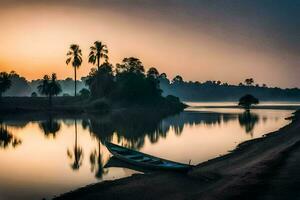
[0,2,299,87]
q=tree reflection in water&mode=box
[38,116,61,138]
[67,119,84,170]
[238,111,259,136]
[89,140,108,180]
[0,122,22,149]
[82,110,261,152]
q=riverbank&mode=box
[0,96,186,115]
[54,110,300,200]
[189,105,300,110]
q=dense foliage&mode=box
[0,72,12,99]
[37,73,62,106]
[86,57,165,105]
[238,94,259,110]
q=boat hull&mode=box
[105,142,192,172]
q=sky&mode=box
[0,0,299,88]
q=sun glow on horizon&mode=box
[0,4,299,87]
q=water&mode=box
[0,103,294,200]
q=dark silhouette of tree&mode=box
[116,57,145,74]
[159,73,167,79]
[238,94,259,111]
[114,57,163,104]
[86,62,114,99]
[88,41,108,71]
[79,88,90,99]
[4,71,31,96]
[38,117,61,138]
[244,78,254,86]
[37,75,50,97]
[37,73,62,107]
[66,44,83,96]
[67,119,83,170]
[172,75,183,84]
[0,122,22,149]
[147,67,159,79]
[0,72,12,101]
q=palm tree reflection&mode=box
[89,140,108,179]
[67,119,83,170]
[0,122,22,149]
[38,116,61,138]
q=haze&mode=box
[0,0,299,87]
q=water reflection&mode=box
[38,116,61,138]
[0,108,292,200]
[89,141,108,179]
[67,119,84,170]
[0,122,22,149]
[238,111,259,136]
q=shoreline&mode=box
[189,105,300,110]
[54,110,300,200]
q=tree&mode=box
[88,41,108,70]
[238,94,259,111]
[244,78,254,86]
[159,73,167,79]
[37,73,62,107]
[172,75,183,84]
[79,88,90,98]
[37,75,50,97]
[116,57,145,74]
[66,44,83,96]
[86,62,114,99]
[0,72,12,100]
[147,67,159,79]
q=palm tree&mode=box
[0,72,12,101]
[37,73,61,107]
[88,41,108,70]
[0,122,22,149]
[66,44,83,96]
[37,74,50,100]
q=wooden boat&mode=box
[105,142,193,172]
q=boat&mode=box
[105,142,193,172]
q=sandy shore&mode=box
[54,110,300,200]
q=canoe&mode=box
[105,142,193,172]
[104,156,153,174]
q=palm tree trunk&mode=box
[97,56,100,71]
[74,67,77,96]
